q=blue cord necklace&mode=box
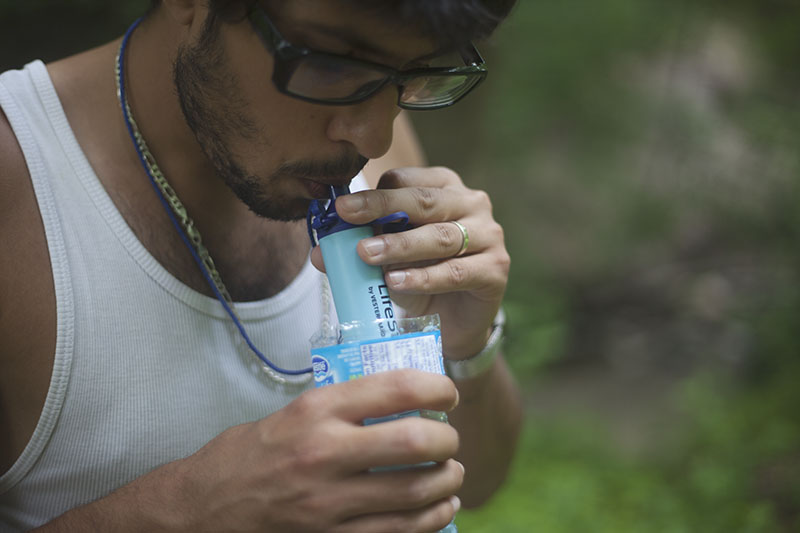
[115,18,316,383]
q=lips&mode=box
[301,178,352,199]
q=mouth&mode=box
[300,178,351,199]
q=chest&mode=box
[113,183,312,301]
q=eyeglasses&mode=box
[248,6,488,110]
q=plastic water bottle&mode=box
[309,185,458,532]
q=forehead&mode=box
[267,0,442,65]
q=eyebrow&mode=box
[301,21,449,67]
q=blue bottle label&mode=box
[311,330,444,387]
[309,327,458,531]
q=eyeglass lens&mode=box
[286,55,480,107]
[287,56,387,101]
[400,74,476,107]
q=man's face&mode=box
[173,0,440,221]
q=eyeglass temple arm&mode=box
[461,43,485,66]
[249,7,288,53]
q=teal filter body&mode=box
[319,225,397,341]
[311,185,398,342]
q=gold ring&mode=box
[451,220,469,257]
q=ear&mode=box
[160,0,200,28]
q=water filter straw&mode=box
[310,185,399,342]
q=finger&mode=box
[332,459,464,519]
[306,369,459,423]
[383,252,509,296]
[377,166,463,190]
[358,219,489,266]
[333,494,461,533]
[343,417,460,471]
[335,185,489,226]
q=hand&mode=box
[312,167,510,359]
[141,370,462,532]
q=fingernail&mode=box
[456,461,465,475]
[450,495,461,513]
[337,194,364,213]
[386,270,406,286]
[362,238,385,258]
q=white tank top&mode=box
[0,61,346,530]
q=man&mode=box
[0,0,522,530]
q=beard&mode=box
[172,13,367,221]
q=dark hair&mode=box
[149,0,515,47]
[346,0,517,47]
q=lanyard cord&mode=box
[116,18,313,381]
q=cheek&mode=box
[258,106,327,147]
[220,23,290,119]
[219,27,336,153]
[257,104,332,153]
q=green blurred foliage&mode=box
[2,0,799,530]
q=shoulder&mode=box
[0,100,44,266]
[0,98,57,475]
[0,102,35,246]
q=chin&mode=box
[224,177,307,222]
[247,196,310,222]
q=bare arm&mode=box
[447,358,522,507]
[0,107,58,476]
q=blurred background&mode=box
[2,0,799,530]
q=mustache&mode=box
[277,153,369,183]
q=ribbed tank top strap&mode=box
[0,61,75,493]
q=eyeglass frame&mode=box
[247,5,488,110]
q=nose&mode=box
[325,86,401,160]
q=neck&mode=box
[121,13,311,300]
[125,12,249,230]
[48,13,310,301]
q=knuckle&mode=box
[379,191,393,214]
[290,389,326,419]
[415,267,434,291]
[374,191,392,215]
[295,494,334,530]
[390,369,424,403]
[297,424,347,474]
[501,251,511,271]
[402,476,434,508]
[497,251,511,279]
[450,460,465,489]
[491,220,506,242]
[396,422,431,457]
[413,187,437,218]
[434,223,454,252]
[447,426,461,455]
[446,260,469,286]
[496,247,511,272]
[392,231,412,253]
[472,188,492,211]
[291,437,331,472]
[362,190,391,215]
